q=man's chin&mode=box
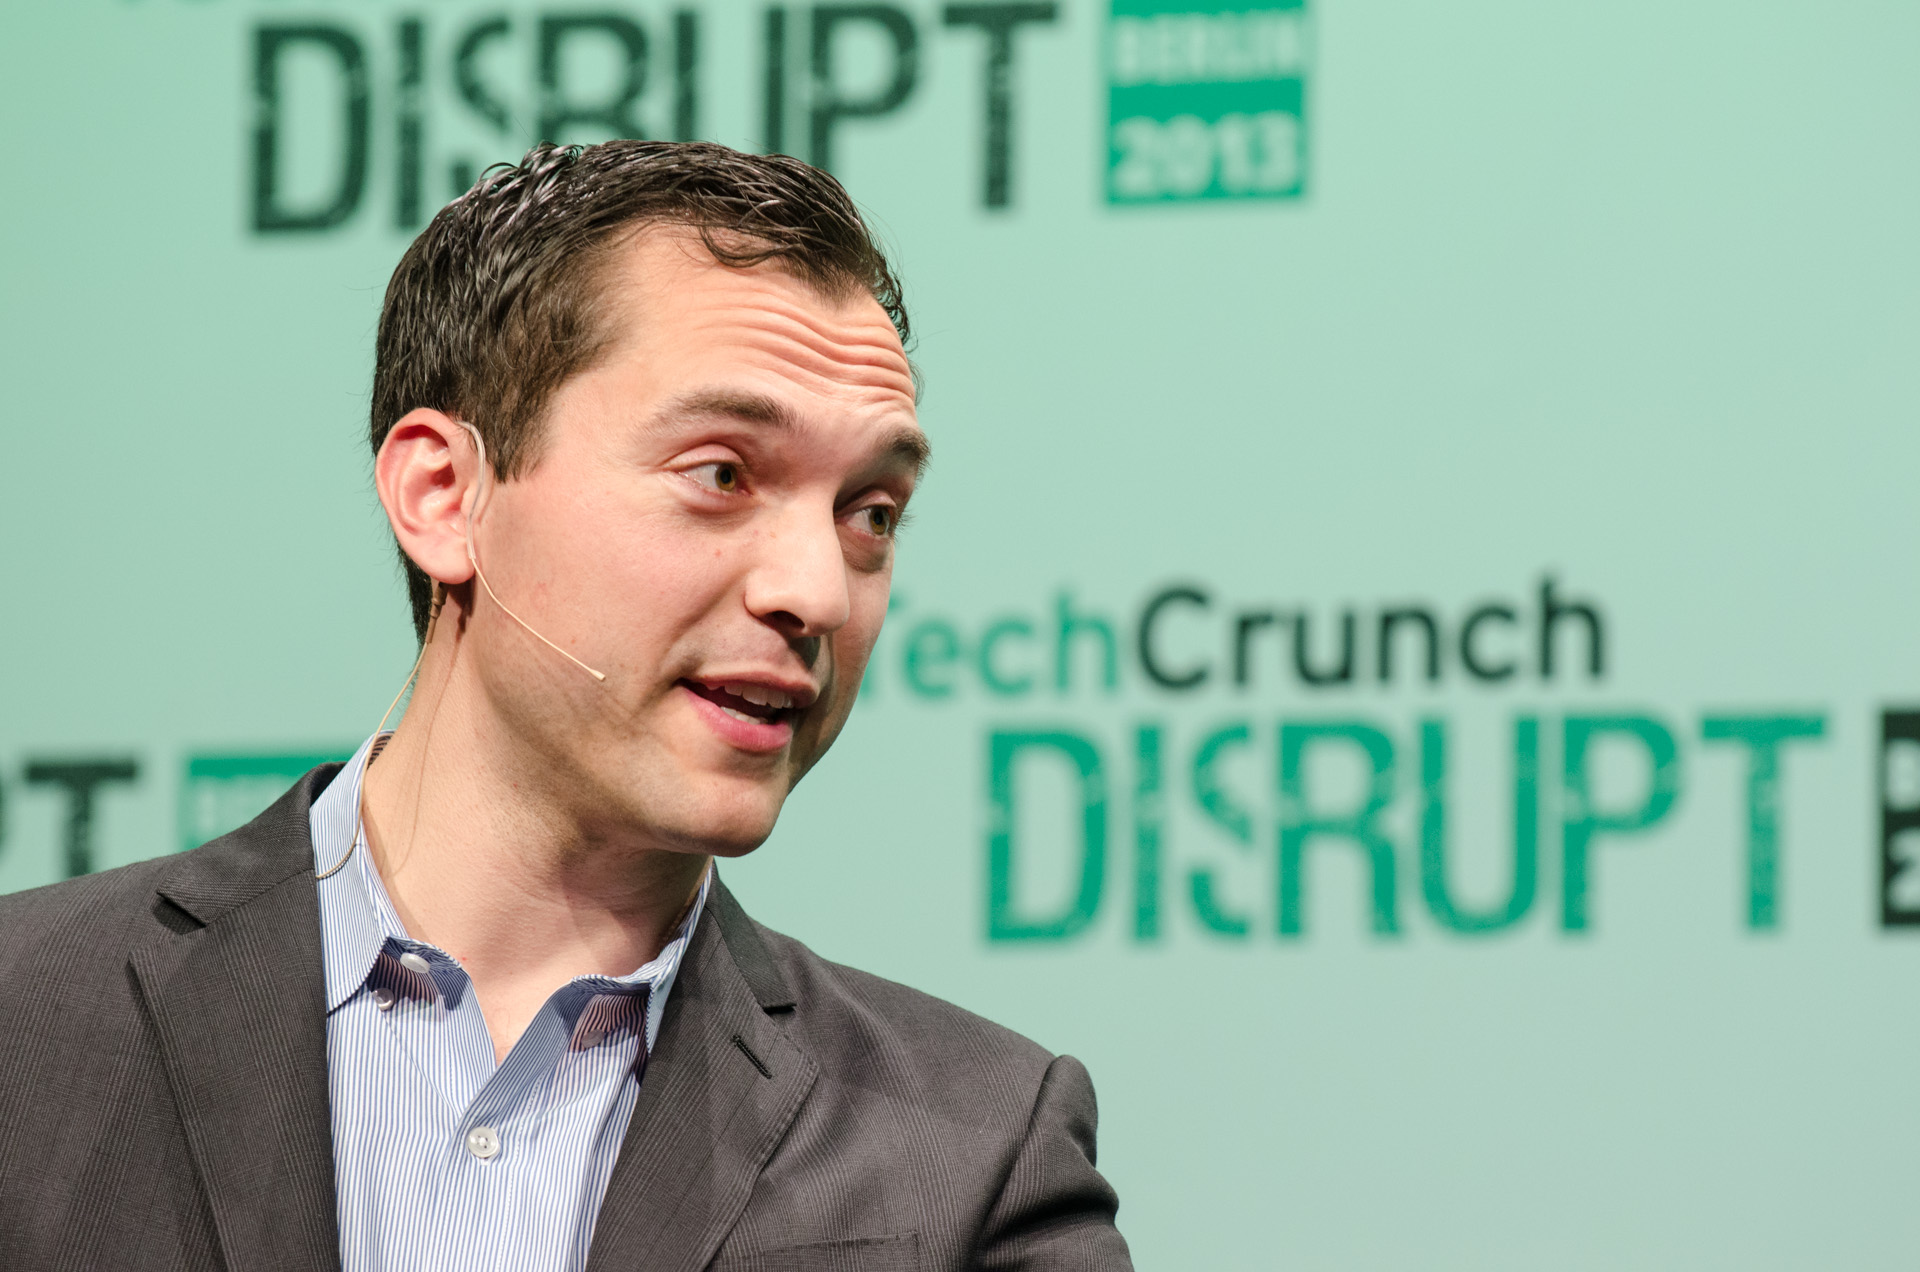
[642,775,787,858]
[581,736,799,855]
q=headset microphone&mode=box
[457,421,608,683]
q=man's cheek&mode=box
[794,654,866,771]
[831,628,880,706]
[811,678,860,749]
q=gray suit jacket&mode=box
[0,765,1131,1271]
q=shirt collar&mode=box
[311,734,385,1014]
[309,732,710,1044]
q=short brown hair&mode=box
[370,140,911,640]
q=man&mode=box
[0,141,1131,1271]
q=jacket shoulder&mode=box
[0,854,185,964]
[0,762,338,971]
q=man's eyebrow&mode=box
[658,390,800,430]
[881,426,932,482]
[656,390,931,480]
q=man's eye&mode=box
[863,506,894,536]
[692,462,741,493]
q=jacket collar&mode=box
[156,761,344,925]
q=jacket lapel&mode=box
[129,768,341,1272]
[587,880,818,1272]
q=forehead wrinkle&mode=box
[656,247,899,353]
[615,225,906,366]
[675,296,914,397]
[690,340,915,409]
[731,334,915,401]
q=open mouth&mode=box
[678,679,801,728]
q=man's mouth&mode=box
[678,679,802,727]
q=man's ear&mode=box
[375,408,479,589]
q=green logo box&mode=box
[1106,0,1310,204]
[179,751,351,853]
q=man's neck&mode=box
[357,658,709,1062]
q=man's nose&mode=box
[742,501,852,642]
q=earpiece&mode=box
[457,421,608,683]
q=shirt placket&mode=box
[370,939,515,1267]
[408,964,653,1270]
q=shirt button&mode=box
[578,1029,605,1049]
[371,988,396,1012]
[466,1126,500,1160]
[398,951,432,976]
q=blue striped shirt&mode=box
[309,734,708,1272]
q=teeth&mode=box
[723,682,792,710]
[719,706,759,723]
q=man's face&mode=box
[457,228,923,856]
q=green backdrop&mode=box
[4,1,1918,1266]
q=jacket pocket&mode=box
[707,1232,922,1272]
